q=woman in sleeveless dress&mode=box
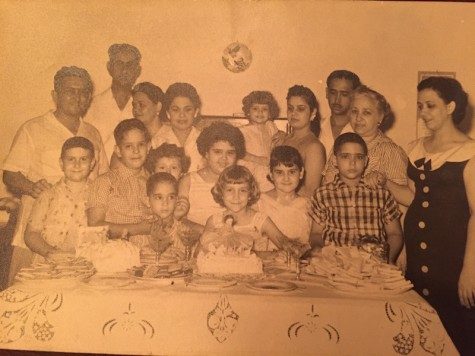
[386,77,475,355]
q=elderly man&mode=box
[2,66,108,284]
[85,43,142,162]
[319,70,361,159]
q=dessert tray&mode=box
[15,257,95,284]
[306,245,413,295]
[246,280,298,293]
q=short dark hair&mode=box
[132,82,164,105]
[242,91,280,119]
[417,76,468,124]
[61,136,95,158]
[108,43,141,62]
[54,66,93,93]
[333,132,368,156]
[163,82,202,112]
[196,122,246,159]
[286,85,321,136]
[269,145,303,171]
[326,70,361,89]
[211,165,260,207]
[145,143,191,174]
[146,172,178,196]
[113,118,151,145]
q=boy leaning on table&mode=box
[24,137,96,263]
[86,118,155,248]
[308,132,403,264]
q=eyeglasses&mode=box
[336,153,367,161]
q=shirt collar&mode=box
[115,160,148,179]
[332,174,368,189]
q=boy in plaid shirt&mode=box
[309,132,403,263]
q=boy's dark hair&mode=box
[145,143,191,174]
[242,91,280,119]
[61,136,95,158]
[269,145,304,171]
[146,172,178,197]
[326,70,361,89]
[132,82,164,105]
[113,118,151,145]
[211,165,260,208]
[333,132,368,156]
[196,122,246,159]
[417,76,468,124]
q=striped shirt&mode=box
[323,130,408,185]
[310,175,401,245]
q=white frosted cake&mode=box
[76,239,140,273]
[196,245,263,275]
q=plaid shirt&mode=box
[87,161,151,224]
[310,175,401,245]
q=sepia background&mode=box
[1,0,474,200]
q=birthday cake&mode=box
[196,245,263,276]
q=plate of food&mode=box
[186,277,237,290]
[246,280,298,293]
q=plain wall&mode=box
[1,0,474,182]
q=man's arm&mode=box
[3,170,51,198]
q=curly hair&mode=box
[146,172,178,197]
[351,85,392,125]
[163,82,202,112]
[286,85,321,136]
[417,76,468,124]
[196,122,246,159]
[54,66,93,93]
[211,165,260,208]
[242,91,280,119]
[269,145,304,171]
[326,70,361,89]
[108,43,141,62]
[132,82,164,105]
[113,118,151,145]
[145,143,191,175]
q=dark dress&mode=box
[404,139,475,355]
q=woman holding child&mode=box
[323,85,408,186]
[386,77,475,354]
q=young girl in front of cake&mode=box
[24,137,96,262]
[256,145,313,249]
[145,172,203,258]
[239,91,282,193]
[199,165,299,255]
[145,143,192,220]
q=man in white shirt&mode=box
[2,66,108,284]
[319,70,361,159]
[85,43,142,162]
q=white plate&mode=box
[187,277,237,290]
[246,280,297,293]
[85,276,136,289]
[327,280,413,297]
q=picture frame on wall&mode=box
[416,71,457,138]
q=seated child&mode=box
[145,172,203,256]
[24,137,96,261]
[200,165,300,254]
[145,143,191,220]
[256,146,313,248]
[309,132,403,263]
[239,91,281,192]
[87,119,153,248]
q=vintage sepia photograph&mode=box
[0,0,474,355]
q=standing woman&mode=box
[280,85,326,197]
[155,82,204,172]
[323,85,408,186]
[387,77,475,354]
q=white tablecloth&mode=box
[0,274,458,355]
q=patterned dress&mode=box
[404,138,475,354]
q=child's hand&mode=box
[271,131,287,148]
[0,197,20,212]
[174,196,190,220]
